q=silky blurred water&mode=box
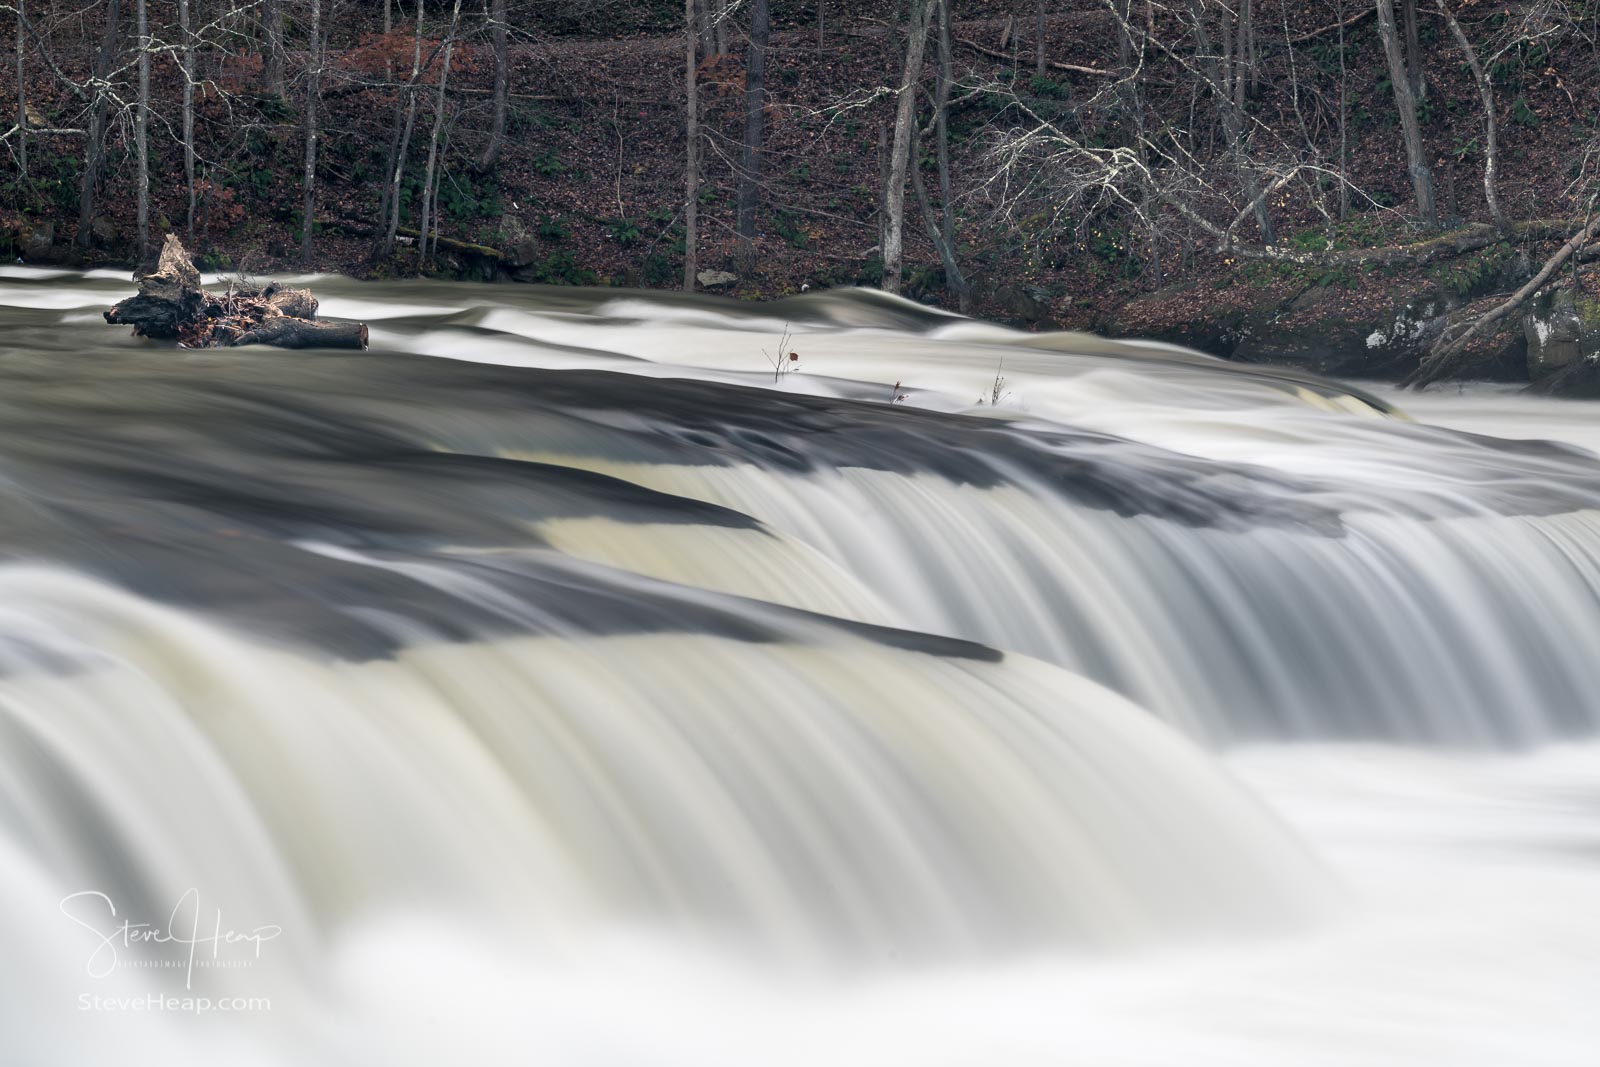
[1,270,1598,1065]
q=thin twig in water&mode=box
[979,359,1009,406]
[762,323,800,382]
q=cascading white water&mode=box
[0,566,1327,956]
[514,456,1600,744]
[0,564,1332,1061]
[4,269,1600,1064]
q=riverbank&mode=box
[8,2,1600,387]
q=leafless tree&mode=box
[264,0,284,95]
[1400,0,1425,101]
[1187,0,1274,243]
[683,0,699,290]
[417,0,462,269]
[693,0,713,57]
[75,0,121,249]
[1237,0,1258,95]
[301,0,325,267]
[1336,0,1351,218]
[134,0,148,262]
[477,0,507,170]
[883,0,931,294]
[378,0,425,257]
[734,0,769,270]
[973,0,1405,276]
[1375,0,1437,226]
[1035,0,1045,74]
[913,0,969,311]
[13,0,25,180]
[1437,0,1504,232]
[178,0,195,239]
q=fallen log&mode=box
[954,35,1120,77]
[104,235,367,351]
[227,316,368,349]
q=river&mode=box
[1,267,1596,1065]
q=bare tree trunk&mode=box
[1400,0,1425,101]
[1337,0,1350,219]
[374,0,400,229]
[882,0,931,295]
[417,0,461,271]
[135,0,150,263]
[877,123,888,256]
[683,0,699,290]
[817,0,824,53]
[179,0,196,241]
[735,0,770,270]
[477,0,507,170]
[693,0,713,57]
[75,0,120,250]
[936,0,961,281]
[1113,0,1162,278]
[1237,0,1257,96]
[713,0,728,55]
[1035,0,1045,74]
[1376,0,1437,227]
[914,0,969,311]
[1188,0,1273,244]
[265,0,284,96]
[379,0,426,258]
[301,0,324,268]
[1219,0,1236,109]
[374,114,404,243]
[1437,0,1504,232]
[14,0,26,181]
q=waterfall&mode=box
[0,567,1328,967]
[4,270,1600,1064]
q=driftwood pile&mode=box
[104,236,369,350]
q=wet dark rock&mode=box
[988,282,1056,327]
[18,221,55,259]
[1522,288,1600,381]
[505,237,541,268]
[1528,354,1600,397]
[89,215,118,248]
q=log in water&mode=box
[2,267,1598,1065]
[102,236,368,349]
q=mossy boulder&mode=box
[1522,287,1600,379]
[1231,287,1449,378]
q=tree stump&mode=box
[104,236,368,351]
